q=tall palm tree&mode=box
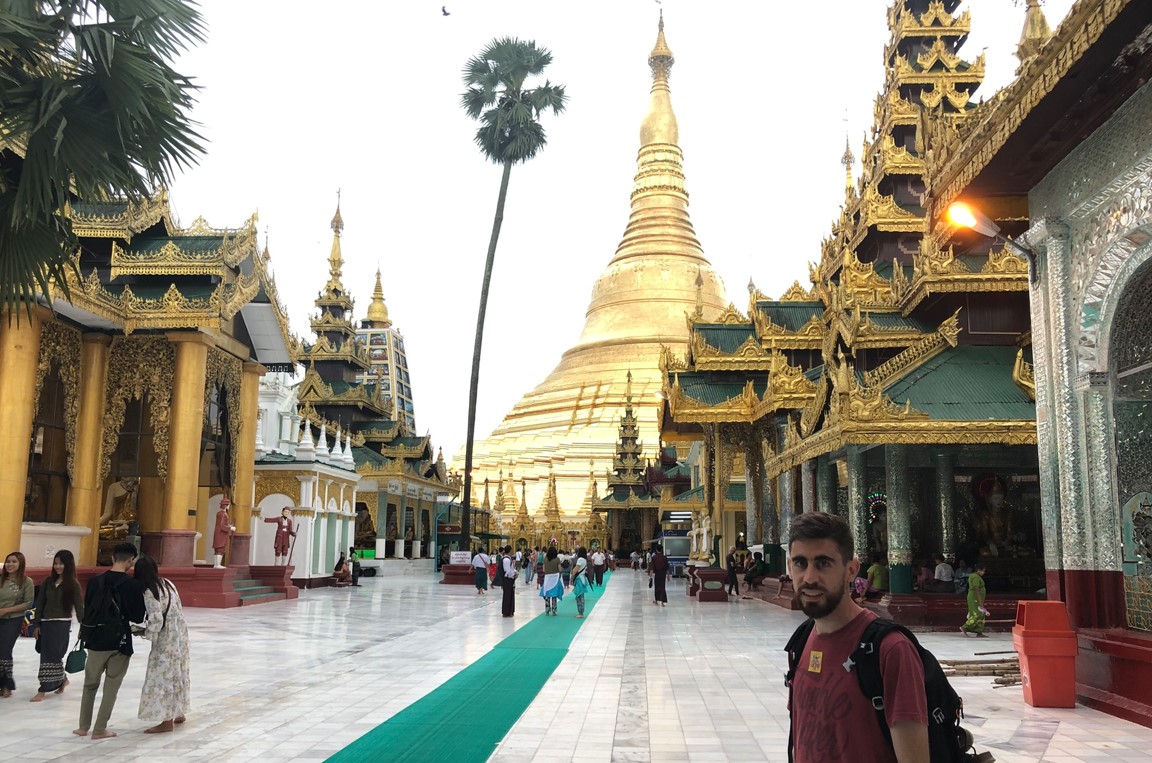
[0,0,205,310]
[457,38,566,550]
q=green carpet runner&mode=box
[327,572,610,762]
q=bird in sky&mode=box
[442,5,450,15]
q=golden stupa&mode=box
[464,16,728,513]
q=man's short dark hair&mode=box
[788,513,854,563]
[112,542,138,563]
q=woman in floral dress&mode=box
[133,556,191,732]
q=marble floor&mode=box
[1,571,1151,762]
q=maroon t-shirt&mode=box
[791,609,928,763]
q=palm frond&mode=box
[0,0,205,309]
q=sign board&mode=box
[450,551,472,565]
[438,524,461,534]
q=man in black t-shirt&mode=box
[74,542,146,740]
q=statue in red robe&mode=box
[213,498,235,568]
[263,507,297,565]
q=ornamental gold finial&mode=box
[325,194,345,293]
[626,370,633,403]
[841,133,855,192]
[1016,0,1052,69]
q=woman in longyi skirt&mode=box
[30,550,83,702]
[539,547,564,616]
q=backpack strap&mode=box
[783,618,816,763]
[850,618,926,749]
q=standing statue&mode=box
[689,514,700,557]
[263,507,297,565]
[701,513,713,561]
[213,497,236,568]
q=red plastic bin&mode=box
[1012,600,1078,708]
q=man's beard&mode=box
[795,582,845,619]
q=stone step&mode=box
[238,592,286,606]
[234,584,274,596]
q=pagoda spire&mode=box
[365,268,391,327]
[609,12,706,268]
[325,193,345,295]
[1016,0,1052,71]
[841,133,855,192]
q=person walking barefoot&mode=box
[0,552,35,699]
[134,556,191,733]
[30,550,84,702]
[570,547,591,618]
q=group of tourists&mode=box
[0,544,191,740]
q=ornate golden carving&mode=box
[300,334,370,368]
[799,375,829,438]
[32,321,82,480]
[60,266,260,333]
[928,0,1130,213]
[254,470,304,506]
[778,281,817,302]
[840,248,899,307]
[67,193,173,238]
[205,347,244,489]
[862,310,962,389]
[101,337,175,481]
[297,366,388,416]
[713,303,749,324]
[109,225,254,278]
[1013,349,1036,400]
[981,245,1030,275]
[859,185,924,234]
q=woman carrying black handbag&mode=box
[31,550,84,702]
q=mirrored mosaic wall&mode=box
[1114,259,1152,630]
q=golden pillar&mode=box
[148,334,210,566]
[232,362,265,534]
[66,334,112,565]
[0,307,44,555]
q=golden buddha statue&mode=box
[99,478,139,540]
[354,507,376,548]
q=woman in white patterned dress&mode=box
[133,556,190,733]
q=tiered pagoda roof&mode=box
[56,193,296,369]
[660,0,1037,476]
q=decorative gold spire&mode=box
[365,268,391,327]
[610,13,705,268]
[1016,0,1052,70]
[325,194,345,294]
[841,134,855,192]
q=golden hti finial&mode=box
[325,192,345,293]
[841,134,854,192]
[625,370,633,403]
[1016,0,1052,70]
[649,9,673,80]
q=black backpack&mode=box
[492,556,506,585]
[79,574,127,652]
[785,617,992,763]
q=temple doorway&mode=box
[1112,257,1152,631]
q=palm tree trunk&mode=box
[460,160,513,551]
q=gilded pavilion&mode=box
[662,0,1040,590]
[460,15,728,516]
[249,203,456,581]
[658,0,1152,726]
[0,192,296,585]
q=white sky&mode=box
[167,0,1075,461]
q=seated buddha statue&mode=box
[355,508,376,548]
[99,478,139,540]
